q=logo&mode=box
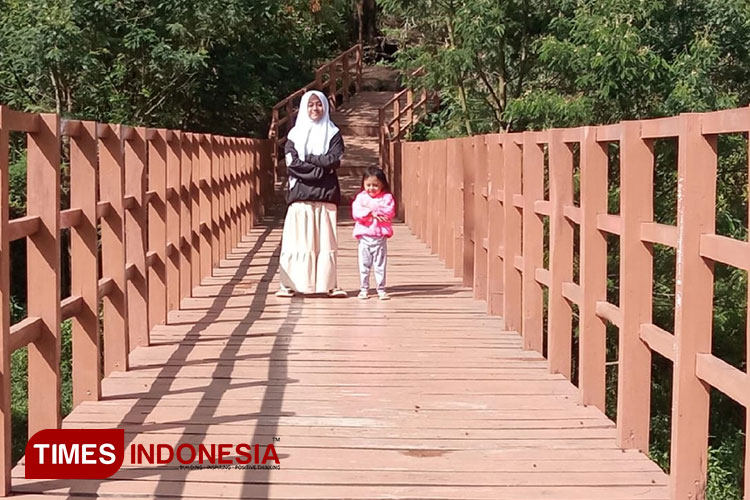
[25,429,125,479]
[131,443,280,470]
[24,429,281,478]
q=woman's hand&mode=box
[373,214,388,222]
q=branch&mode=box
[474,55,503,124]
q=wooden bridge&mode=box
[0,46,748,499]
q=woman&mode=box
[275,90,348,298]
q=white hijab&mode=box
[287,90,340,160]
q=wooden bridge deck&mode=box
[12,218,668,499]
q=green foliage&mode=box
[0,0,355,135]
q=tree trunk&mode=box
[446,18,473,135]
[361,0,378,46]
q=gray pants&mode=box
[358,236,387,291]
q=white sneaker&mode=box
[378,291,391,300]
[327,288,348,298]
[357,290,369,300]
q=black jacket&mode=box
[285,132,344,205]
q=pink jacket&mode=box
[352,191,395,239]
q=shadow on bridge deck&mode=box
[12,217,667,499]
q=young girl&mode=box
[351,167,396,300]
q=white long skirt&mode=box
[279,201,338,294]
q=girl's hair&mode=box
[361,167,391,193]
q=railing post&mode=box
[210,136,221,270]
[579,126,608,411]
[392,99,401,139]
[166,131,182,313]
[230,138,239,249]
[406,90,414,130]
[218,137,228,261]
[189,134,201,290]
[0,112,10,496]
[198,134,213,282]
[179,132,192,302]
[435,139,448,260]
[99,124,129,374]
[342,55,350,103]
[461,137,475,287]
[424,141,436,253]
[124,127,148,349]
[69,121,101,406]
[356,45,363,92]
[378,108,385,169]
[390,139,403,222]
[239,139,249,236]
[487,134,504,316]
[446,139,463,276]
[669,113,716,499]
[27,114,62,436]
[502,135,523,332]
[329,62,337,104]
[146,129,167,333]
[521,132,544,353]
[548,130,574,377]
[617,120,653,451]
[473,135,489,301]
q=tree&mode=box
[0,0,355,135]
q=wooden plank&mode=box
[695,353,749,407]
[0,124,11,494]
[9,317,42,352]
[669,113,715,499]
[199,134,213,281]
[699,233,750,270]
[190,134,201,290]
[595,301,622,328]
[617,120,653,452]
[69,121,100,405]
[522,133,545,353]
[147,130,167,332]
[26,113,62,437]
[124,127,149,349]
[166,131,182,312]
[596,213,622,235]
[180,133,193,302]
[99,125,128,375]
[0,106,39,132]
[548,130,574,378]
[59,295,82,321]
[640,222,678,248]
[579,127,609,411]
[502,135,523,332]
[487,136,504,316]
[59,208,82,228]
[7,215,41,241]
[639,323,675,362]
[473,136,489,300]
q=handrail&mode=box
[0,105,274,495]
[268,44,363,181]
[399,105,750,500]
[377,67,436,201]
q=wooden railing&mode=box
[268,44,363,181]
[378,69,435,216]
[400,107,750,500]
[0,106,273,495]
